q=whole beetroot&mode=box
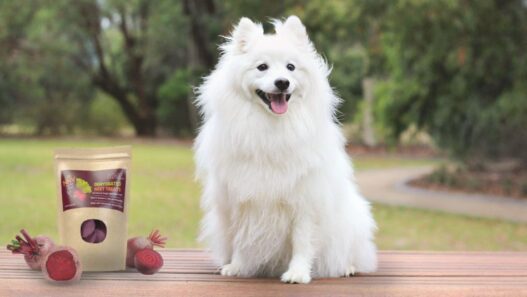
[41,246,82,283]
[6,229,55,270]
[126,230,167,267]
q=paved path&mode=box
[356,166,527,223]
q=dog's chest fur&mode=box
[212,112,324,203]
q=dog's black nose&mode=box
[274,79,290,91]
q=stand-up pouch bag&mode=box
[54,146,131,271]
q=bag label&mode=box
[61,169,126,212]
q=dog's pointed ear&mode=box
[231,17,263,53]
[276,16,309,45]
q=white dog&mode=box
[193,16,377,284]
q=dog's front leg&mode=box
[220,249,244,277]
[281,213,314,284]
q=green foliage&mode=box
[294,0,392,122]
[330,47,368,122]
[221,0,290,26]
[81,92,130,136]
[377,0,527,163]
[0,1,33,124]
[0,0,93,134]
[157,69,196,136]
[297,0,368,121]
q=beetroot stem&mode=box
[7,230,40,256]
[148,229,167,248]
[15,235,26,244]
[21,229,38,250]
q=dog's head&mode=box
[222,16,325,116]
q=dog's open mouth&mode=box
[256,89,291,115]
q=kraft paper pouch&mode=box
[54,146,131,271]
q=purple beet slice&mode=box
[92,229,106,243]
[81,220,96,238]
[85,231,98,243]
[81,219,107,243]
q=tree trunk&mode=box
[133,117,157,136]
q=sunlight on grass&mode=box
[1,138,526,251]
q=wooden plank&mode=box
[2,250,526,277]
[1,278,526,297]
[0,250,526,297]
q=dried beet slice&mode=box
[92,229,106,243]
[81,220,96,238]
[81,219,107,243]
[85,231,98,243]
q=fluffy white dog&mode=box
[194,16,377,284]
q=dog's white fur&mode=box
[194,16,377,284]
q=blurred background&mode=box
[1,0,526,250]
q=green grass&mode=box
[375,205,527,250]
[1,138,526,251]
[0,138,199,247]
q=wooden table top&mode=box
[1,249,526,297]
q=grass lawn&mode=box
[1,138,526,251]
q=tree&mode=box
[376,0,527,165]
[0,0,294,136]
[0,1,34,125]
[182,0,216,132]
[0,1,93,134]
[297,0,390,145]
[67,1,150,136]
[157,0,292,135]
[51,0,192,136]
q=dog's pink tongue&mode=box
[269,94,288,114]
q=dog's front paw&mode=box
[281,267,312,284]
[220,263,241,277]
[344,265,356,277]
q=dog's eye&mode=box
[286,63,295,71]
[257,64,268,71]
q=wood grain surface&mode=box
[1,249,526,297]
